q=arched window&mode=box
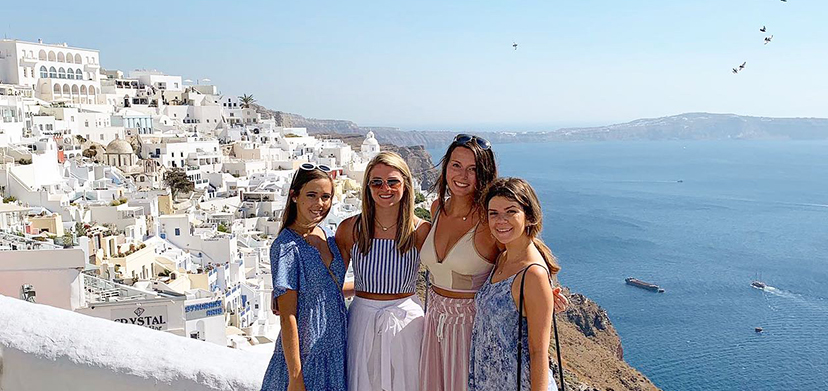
[49,67,57,78]
[57,52,65,62]
[38,50,47,60]
[89,86,96,95]
[66,53,74,64]
[40,66,48,78]
[53,84,61,95]
[58,67,66,79]
[66,69,74,80]
[48,51,56,62]
[71,85,80,96]
[80,85,87,95]
[76,69,83,80]
[74,54,82,64]
[63,84,70,95]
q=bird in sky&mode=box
[732,68,739,74]
[764,35,774,45]
[781,0,787,2]
[760,26,766,32]
[512,42,518,50]
[739,61,747,70]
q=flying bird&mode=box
[760,26,766,32]
[780,0,787,2]
[512,42,518,50]
[764,35,774,45]
[732,68,739,74]
[739,61,747,70]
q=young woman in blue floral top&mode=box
[261,164,347,391]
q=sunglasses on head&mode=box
[454,134,491,150]
[369,178,403,189]
[300,162,331,172]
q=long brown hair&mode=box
[279,168,334,234]
[433,135,497,213]
[483,177,560,274]
[355,151,417,255]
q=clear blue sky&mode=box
[7,0,828,131]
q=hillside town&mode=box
[0,38,397,349]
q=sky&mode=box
[6,0,828,131]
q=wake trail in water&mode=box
[757,285,828,313]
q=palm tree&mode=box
[239,94,256,108]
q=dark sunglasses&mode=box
[369,178,403,189]
[454,134,491,150]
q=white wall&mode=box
[0,295,269,391]
[0,249,86,310]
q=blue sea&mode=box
[430,140,828,391]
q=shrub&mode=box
[414,206,432,222]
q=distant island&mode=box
[253,107,828,148]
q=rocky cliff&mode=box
[261,107,828,148]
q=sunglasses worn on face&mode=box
[454,134,491,150]
[369,178,403,189]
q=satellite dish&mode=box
[184,79,193,83]
[202,78,211,83]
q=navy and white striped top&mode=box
[351,238,420,294]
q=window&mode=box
[85,120,89,127]
[46,124,53,130]
[23,68,28,78]
[39,124,43,131]
[40,66,47,78]
[66,69,74,80]
[100,134,104,140]
[71,116,74,121]
[49,67,57,78]
[174,228,180,236]
[58,67,66,79]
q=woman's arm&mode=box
[277,290,306,391]
[522,266,555,391]
[336,216,356,298]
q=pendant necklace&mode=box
[377,219,397,232]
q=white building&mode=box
[0,39,102,104]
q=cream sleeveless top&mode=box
[420,209,494,293]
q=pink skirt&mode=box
[419,288,477,391]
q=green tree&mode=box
[239,94,256,108]
[415,192,426,204]
[217,223,230,233]
[164,168,195,200]
[414,206,432,222]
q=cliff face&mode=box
[263,108,828,148]
[556,291,660,391]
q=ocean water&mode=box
[430,140,828,391]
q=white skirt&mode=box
[348,295,425,391]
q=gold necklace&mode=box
[376,219,398,232]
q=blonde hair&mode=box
[355,151,417,255]
[483,177,560,274]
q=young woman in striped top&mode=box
[335,151,431,391]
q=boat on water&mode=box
[625,277,665,293]
[751,280,766,290]
[755,327,764,333]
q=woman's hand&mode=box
[552,287,569,314]
[287,376,306,391]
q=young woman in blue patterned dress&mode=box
[335,151,431,391]
[468,178,569,391]
[261,164,348,391]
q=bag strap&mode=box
[517,263,538,389]
[517,263,558,390]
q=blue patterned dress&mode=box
[260,226,348,391]
[468,266,557,391]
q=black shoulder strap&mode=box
[517,263,541,389]
[516,263,564,391]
